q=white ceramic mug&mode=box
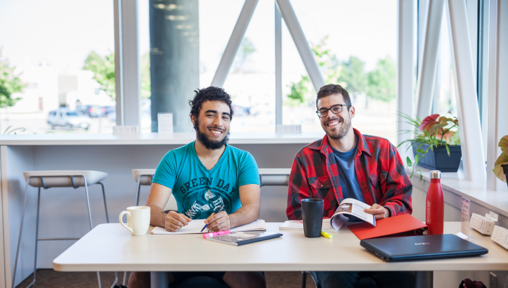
[119,206,151,236]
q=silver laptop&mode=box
[360,234,488,262]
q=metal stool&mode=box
[133,169,156,206]
[12,170,115,288]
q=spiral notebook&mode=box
[205,231,282,246]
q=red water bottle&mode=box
[426,170,444,234]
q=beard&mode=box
[323,115,352,140]
[195,120,230,150]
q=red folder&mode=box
[348,214,427,240]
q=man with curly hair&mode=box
[128,86,265,288]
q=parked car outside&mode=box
[102,105,115,116]
[76,104,103,118]
[47,108,91,130]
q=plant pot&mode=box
[412,143,462,172]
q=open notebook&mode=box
[151,219,266,235]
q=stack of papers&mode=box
[279,219,336,231]
[151,219,266,235]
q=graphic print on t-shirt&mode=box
[178,177,235,219]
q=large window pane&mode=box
[0,0,115,134]
[284,0,398,143]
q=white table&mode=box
[53,222,508,288]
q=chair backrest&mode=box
[258,168,291,187]
[23,170,108,188]
[132,169,156,186]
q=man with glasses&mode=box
[286,84,413,288]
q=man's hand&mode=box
[364,203,390,220]
[164,211,191,232]
[204,211,231,232]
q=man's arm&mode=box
[205,184,260,232]
[146,183,191,232]
[378,144,413,217]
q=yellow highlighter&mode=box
[321,231,333,239]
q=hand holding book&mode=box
[364,203,390,219]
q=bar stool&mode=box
[12,170,114,288]
[132,169,156,206]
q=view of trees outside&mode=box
[0,0,115,134]
[282,0,399,143]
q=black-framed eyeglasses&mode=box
[316,104,349,118]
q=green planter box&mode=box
[412,143,462,172]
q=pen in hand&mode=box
[200,205,224,232]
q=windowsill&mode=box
[408,167,508,221]
[0,132,326,145]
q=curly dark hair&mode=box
[189,86,234,121]
[316,84,352,111]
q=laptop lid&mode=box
[360,234,488,262]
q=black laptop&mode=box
[360,234,488,262]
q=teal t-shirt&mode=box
[152,142,260,219]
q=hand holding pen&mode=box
[201,205,229,232]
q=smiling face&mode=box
[317,93,355,140]
[191,100,231,150]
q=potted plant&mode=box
[492,135,508,187]
[398,112,461,179]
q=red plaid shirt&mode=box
[286,128,412,220]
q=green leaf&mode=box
[416,149,425,154]
[445,144,450,156]
[406,157,412,167]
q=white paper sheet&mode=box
[151,219,266,235]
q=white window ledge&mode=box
[408,167,508,227]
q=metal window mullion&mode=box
[211,0,259,88]
[486,0,508,191]
[397,0,416,161]
[120,0,141,127]
[275,0,325,92]
[114,0,124,126]
[275,2,282,127]
[415,0,444,119]
[446,0,486,183]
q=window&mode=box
[284,0,398,143]
[0,0,115,134]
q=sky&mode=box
[1,0,397,75]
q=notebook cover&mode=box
[349,214,427,240]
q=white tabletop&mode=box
[53,222,508,272]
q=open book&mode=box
[279,198,376,232]
[330,198,376,230]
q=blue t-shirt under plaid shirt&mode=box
[152,142,260,219]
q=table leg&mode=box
[150,272,168,288]
[415,271,433,288]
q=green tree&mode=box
[286,36,341,106]
[83,51,116,99]
[367,56,396,102]
[337,56,368,100]
[0,48,25,108]
[141,52,151,99]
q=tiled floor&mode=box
[15,270,316,288]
